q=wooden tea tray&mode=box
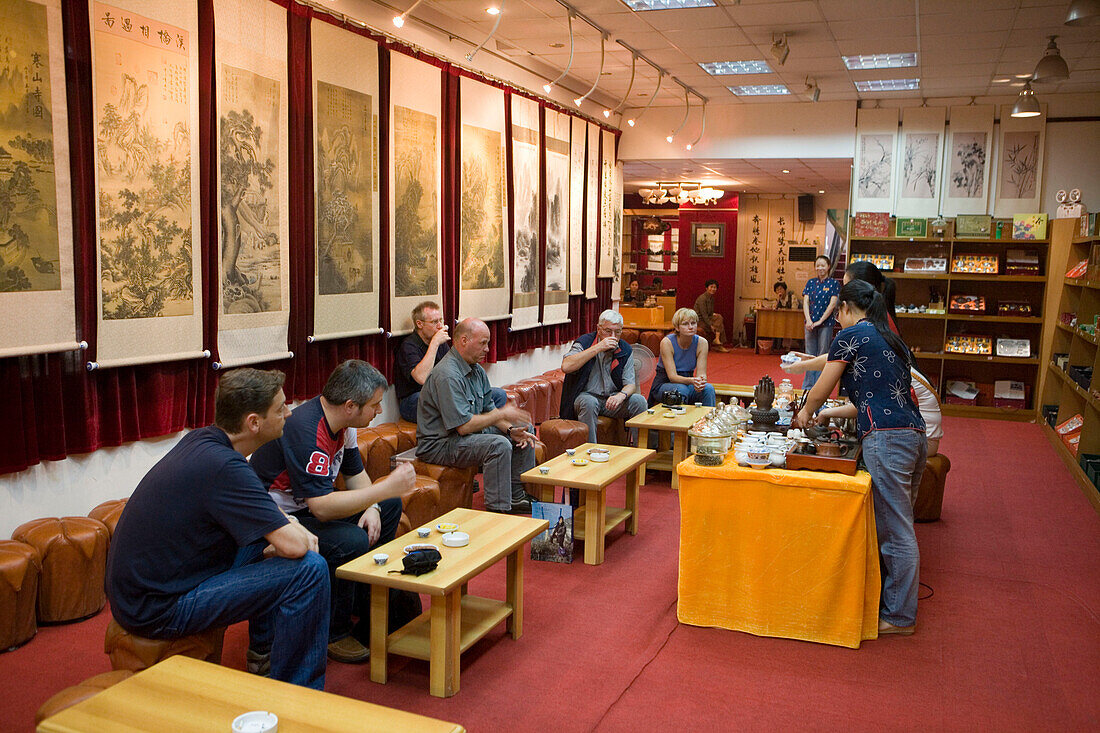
[785,442,862,475]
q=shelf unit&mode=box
[1037,217,1100,511]
[849,218,1049,420]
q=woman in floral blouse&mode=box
[794,279,927,636]
[800,255,840,389]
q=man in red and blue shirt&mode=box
[251,360,414,664]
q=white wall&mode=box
[0,345,571,537]
[1041,120,1100,215]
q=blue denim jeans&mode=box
[159,546,329,689]
[655,381,716,407]
[400,387,506,423]
[801,324,834,390]
[862,428,927,627]
[293,497,402,641]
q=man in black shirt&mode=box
[105,369,330,690]
[395,301,505,423]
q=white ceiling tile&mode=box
[725,1,825,26]
[630,7,734,31]
[921,10,1016,35]
[818,0,915,21]
[830,18,917,41]
[662,28,754,48]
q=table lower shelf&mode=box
[387,595,512,660]
[573,507,632,542]
[643,448,676,472]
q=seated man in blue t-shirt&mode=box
[250,360,415,664]
[394,300,505,423]
[105,369,330,690]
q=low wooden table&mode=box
[36,655,464,732]
[625,405,713,490]
[755,307,805,343]
[520,443,654,565]
[336,508,546,699]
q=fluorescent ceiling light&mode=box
[699,60,773,75]
[842,53,917,70]
[855,78,920,92]
[728,84,790,96]
[622,0,715,10]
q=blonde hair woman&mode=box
[647,308,716,406]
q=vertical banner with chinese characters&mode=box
[214,0,290,367]
[509,95,540,331]
[90,1,203,368]
[584,121,599,299]
[0,0,77,358]
[458,76,508,322]
[567,115,584,295]
[310,20,380,341]
[737,199,766,300]
[598,128,616,279]
[542,108,570,326]
[388,53,442,335]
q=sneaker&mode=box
[245,648,270,676]
[488,498,532,515]
[327,636,370,663]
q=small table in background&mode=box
[520,443,654,565]
[754,308,805,350]
[36,655,465,732]
[625,404,713,490]
[336,508,545,698]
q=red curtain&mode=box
[0,0,612,476]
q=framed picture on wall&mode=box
[690,222,725,257]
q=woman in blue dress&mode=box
[800,255,840,389]
[793,279,927,636]
[647,308,716,406]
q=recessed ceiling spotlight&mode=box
[486,6,500,15]
[854,78,920,92]
[992,77,1012,83]
[818,189,825,194]
[1014,73,1033,79]
[549,42,564,48]
[781,169,790,174]
[1009,81,1026,87]
[842,53,917,70]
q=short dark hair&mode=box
[704,278,718,288]
[412,301,441,323]
[214,368,286,433]
[653,276,663,285]
[322,360,387,406]
[815,254,831,266]
[773,281,787,292]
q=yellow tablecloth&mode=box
[677,455,880,648]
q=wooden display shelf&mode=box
[1048,362,1100,412]
[949,274,1046,282]
[940,403,1035,421]
[896,312,947,320]
[899,313,1041,324]
[1063,277,1100,290]
[1041,422,1100,514]
[915,352,1039,365]
[889,272,949,280]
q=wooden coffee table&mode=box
[36,655,464,732]
[625,405,714,489]
[336,508,546,698]
[520,443,654,565]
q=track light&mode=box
[1010,80,1041,117]
[685,101,706,151]
[608,51,638,120]
[543,12,576,93]
[770,33,789,66]
[1032,35,1069,83]
[465,0,505,61]
[626,67,662,127]
[805,77,820,102]
[393,0,424,28]
[1065,0,1100,26]
[666,85,690,143]
[573,33,607,107]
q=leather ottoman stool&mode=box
[914,454,951,522]
[35,670,134,725]
[539,419,589,460]
[621,328,640,344]
[0,539,41,650]
[596,416,628,446]
[639,330,664,356]
[105,617,225,672]
[11,517,109,623]
[88,499,127,538]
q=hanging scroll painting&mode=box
[598,128,616,278]
[89,0,203,368]
[509,94,539,331]
[214,0,289,367]
[584,121,599,299]
[0,0,77,358]
[611,160,623,300]
[388,53,442,335]
[543,108,570,326]
[310,20,380,342]
[457,76,508,322]
[941,105,993,216]
[851,107,898,214]
[894,106,944,219]
[567,115,584,295]
[993,103,1045,219]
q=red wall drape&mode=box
[0,0,612,476]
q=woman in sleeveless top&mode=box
[647,308,716,406]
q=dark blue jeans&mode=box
[400,387,507,423]
[293,497,402,641]
[159,546,329,690]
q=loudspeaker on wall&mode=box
[798,194,815,223]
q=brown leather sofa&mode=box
[0,539,40,650]
[11,517,109,623]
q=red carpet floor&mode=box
[4,349,1099,731]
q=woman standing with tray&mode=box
[793,279,927,637]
